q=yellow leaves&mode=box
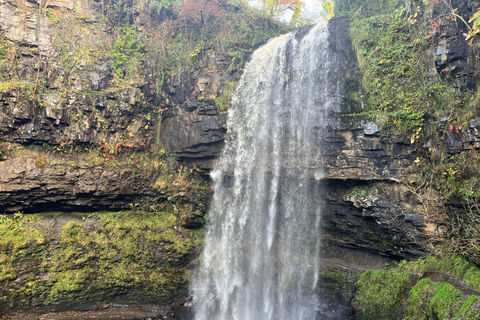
[467,9,480,41]
[410,127,422,144]
[197,94,216,101]
[322,1,335,21]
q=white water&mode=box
[191,22,342,320]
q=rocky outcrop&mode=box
[0,88,154,147]
[159,67,236,169]
[0,148,161,212]
[322,181,445,260]
[2,0,478,317]
[0,211,201,316]
[431,0,477,90]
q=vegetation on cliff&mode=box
[334,0,480,317]
[0,210,204,312]
[335,0,480,257]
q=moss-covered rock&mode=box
[317,270,348,296]
[352,255,480,320]
[353,269,414,320]
[0,211,203,314]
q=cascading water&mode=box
[190,22,343,320]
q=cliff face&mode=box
[0,0,292,316]
[1,0,480,318]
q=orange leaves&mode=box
[114,140,135,155]
[425,18,441,39]
[277,0,300,11]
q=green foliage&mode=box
[419,150,480,261]
[0,81,29,93]
[0,40,6,62]
[149,0,176,14]
[354,270,414,320]
[335,0,404,17]
[145,1,288,83]
[349,8,428,134]
[347,4,471,137]
[348,186,369,198]
[216,81,237,113]
[427,151,480,202]
[467,9,480,41]
[111,26,145,81]
[399,255,480,292]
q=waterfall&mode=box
[190,22,342,320]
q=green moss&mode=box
[455,295,480,319]
[0,208,204,313]
[335,0,404,17]
[355,265,480,320]
[354,270,414,320]
[404,278,436,320]
[399,255,480,292]
[403,278,478,320]
[430,282,464,319]
[0,214,45,255]
[216,81,237,113]
[317,271,348,296]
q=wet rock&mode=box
[0,151,164,212]
[174,297,194,320]
[90,61,113,91]
[322,181,444,260]
[160,108,227,168]
[0,2,51,51]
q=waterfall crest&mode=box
[191,22,341,320]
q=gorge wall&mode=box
[1,0,480,319]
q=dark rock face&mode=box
[173,297,195,320]
[90,60,114,91]
[322,181,443,260]
[0,150,163,213]
[432,0,477,89]
[159,68,236,170]
[161,108,226,163]
[0,87,154,147]
[322,128,415,181]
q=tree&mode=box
[322,1,334,21]
[260,0,304,25]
